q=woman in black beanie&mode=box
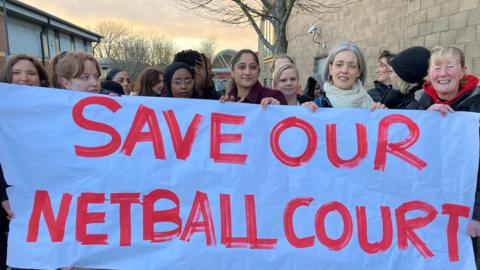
[381,46,430,109]
[164,62,196,98]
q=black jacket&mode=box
[382,84,422,109]
[368,81,393,102]
[0,165,7,202]
[407,86,480,112]
[297,94,312,104]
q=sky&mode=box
[21,0,258,54]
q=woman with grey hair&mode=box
[303,42,384,111]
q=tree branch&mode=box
[232,0,274,52]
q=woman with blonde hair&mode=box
[408,46,480,112]
[407,45,480,257]
[272,63,311,106]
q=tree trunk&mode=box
[274,30,288,56]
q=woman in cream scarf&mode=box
[303,42,384,111]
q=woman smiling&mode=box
[408,46,480,113]
[221,49,287,107]
[303,42,384,111]
[408,45,480,260]
[0,54,49,87]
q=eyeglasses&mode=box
[172,78,194,86]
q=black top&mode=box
[367,81,393,102]
[0,165,8,202]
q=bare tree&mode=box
[94,21,131,59]
[198,39,217,59]
[92,21,177,80]
[117,35,151,79]
[178,0,356,56]
[150,37,176,71]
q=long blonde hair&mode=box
[395,75,418,94]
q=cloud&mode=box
[21,0,257,51]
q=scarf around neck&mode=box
[423,74,479,105]
[324,80,373,108]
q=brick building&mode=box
[259,0,480,89]
[0,0,101,66]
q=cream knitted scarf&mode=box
[324,80,373,108]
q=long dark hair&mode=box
[106,69,126,80]
[134,67,164,96]
[231,49,259,70]
[230,49,260,91]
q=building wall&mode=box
[0,2,100,66]
[59,32,71,52]
[7,16,42,58]
[0,12,7,66]
[260,0,480,89]
[75,38,84,52]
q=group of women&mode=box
[0,42,479,267]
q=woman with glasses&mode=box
[367,50,395,102]
[165,62,196,98]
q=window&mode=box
[261,20,274,60]
[70,36,75,51]
[41,33,50,59]
[54,31,60,54]
[83,40,88,52]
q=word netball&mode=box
[27,189,469,262]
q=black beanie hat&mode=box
[388,46,430,84]
[101,80,124,95]
[165,62,195,97]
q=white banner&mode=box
[0,83,477,269]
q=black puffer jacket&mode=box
[367,81,393,102]
[382,84,422,109]
[407,86,480,112]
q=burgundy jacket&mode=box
[228,81,287,105]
